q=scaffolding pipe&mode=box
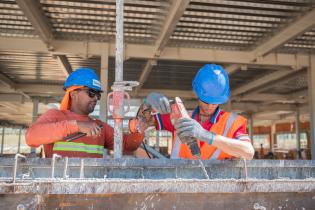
[112,0,125,159]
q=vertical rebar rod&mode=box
[12,154,26,183]
[63,157,68,179]
[243,158,248,180]
[51,154,61,178]
[113,0,124,159]
[80,159,84,178]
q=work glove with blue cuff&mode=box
[175,118,215,145]
[145,92,171,114]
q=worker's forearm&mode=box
[212,134,254,160]
[123,132,145,151]
[26,120,79,147]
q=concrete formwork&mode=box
[0,159,315,209]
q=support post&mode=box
[31,98,39,154]
[0,127,4,155]
[155,131,160,152]
[295,106,301,159]
[100,44,109,122]
[271,123,276,152]
[113,0,125,158]
[308,55,315,160]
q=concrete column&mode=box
[0,127,4,155]
[271,123,276,152]
[100,44,109,158]
[308,55,315,160]
[17,127,22,153]
[31,98,39,154]
[155,131,160,151]
[99,43,109,122]
[295,106,301,159]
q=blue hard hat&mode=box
[63,67,103,91]
[192,64,230,104]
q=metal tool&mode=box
[63,125,103,142]
[170,97,201,157]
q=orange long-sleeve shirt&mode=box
[26,109,144,158]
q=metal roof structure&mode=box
[0,0,314,126]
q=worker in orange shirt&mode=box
[144,64,254,160]
[26,68,145,158]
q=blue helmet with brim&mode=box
[63,67,103,92]
[192,64,230,104]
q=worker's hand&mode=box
[76,121,102,136]
[175,118,215,145]
[145,92,171,114]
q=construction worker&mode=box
[26,68,145,158]
[144,64,254,160]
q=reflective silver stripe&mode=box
[210,113,239,160]
[170,136,181,159]
[236,134,250,141]
[210,149,221,160]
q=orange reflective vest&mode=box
[171,112,247,160]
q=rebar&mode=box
[51,154,61,178]
[12,154,26,183]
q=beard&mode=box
[87,102,96,114]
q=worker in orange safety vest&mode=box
[143,64,254,160]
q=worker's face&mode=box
[71,88,101,114]
[198,99,219,116]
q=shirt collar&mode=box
[192,106,221,124]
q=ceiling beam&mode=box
[225,8,315,76]
[135,0,190,94]
[252,7,315,59]
[54,55,72,77]
[132,88,195,99]
[225,64,240,75]
[233,93,291,102]
[16,0,54,49]
[0,93,58,104]
[14,84,64,96]
[14,83,196,99]
[134,59,155,93]
[0,72,30,99]
[0,93,24,103]
[154,0,190,56]
[0,37,311,67]
[231,67,303,96]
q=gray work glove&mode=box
[175,118,215,145]
[145,92,171,114]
